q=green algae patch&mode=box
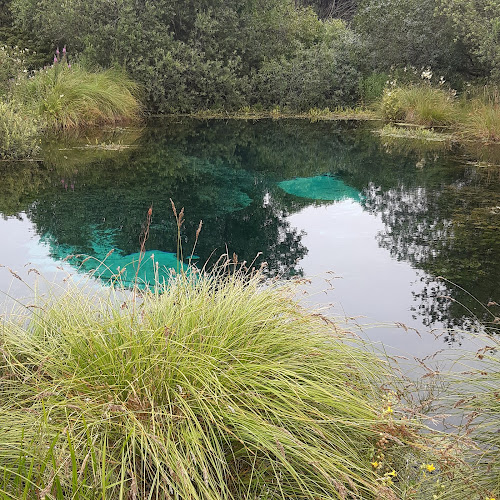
[278,174,363,202]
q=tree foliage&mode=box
[438,0,500,78]
[2,0,499,111]
[353,0,478,78]
[8,0,363,112]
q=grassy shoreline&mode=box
[0,265,498,499]
[169,108,379,121]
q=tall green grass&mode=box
[460,86,500,142]
[0,268,437,499]
[14,63,141,130]
[380,85,457,127]
[434,330,500,499]
[378,83,500,143]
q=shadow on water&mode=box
[0,118,499,335]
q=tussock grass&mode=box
[0,268,432,499]
[14,64,141,130]
[433,331,500,499]
[380,85,457,127]
[379,83,500,143]
[462,100,500,142]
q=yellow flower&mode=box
[386,470,397,477]
[426,464,436,473]
[385,406,394,414]
[371,461,380,469]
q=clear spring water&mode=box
[1,118,499,359]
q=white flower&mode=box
[421,68,433,80]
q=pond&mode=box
[1,118,499,358]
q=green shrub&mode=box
[9,0,364,113]
[134,41,247,113]
[359,72,388,104]
[0,45,29,96]
[0,99,40,159]
[0,269,430,499]
[380,87,407,122]
[14,61,141,129]
[354,0,475,79]
[251,21,362,112]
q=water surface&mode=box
[1,119,499,357]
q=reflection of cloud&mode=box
[278,175,362,202]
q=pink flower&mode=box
[62,45,66,55]
[54,55,58,63]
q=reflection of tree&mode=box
[1,118,499,331]
[364,164,500,330]
[22,133,309,278]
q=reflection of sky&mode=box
[287,201,481,359]
[0,215,72,308]
[0,203,483,363]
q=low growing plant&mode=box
[0,99,40,159]
[378,124,454,142]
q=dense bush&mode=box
[353,0,477,80]
[0,99,40,159]
[9,0,363,113]
[0,44,29,96]
[438,0,500,78]
[250,20,362,111]
[359,71,388,104]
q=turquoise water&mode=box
[0,118,499,355]
[278,175,363,202]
